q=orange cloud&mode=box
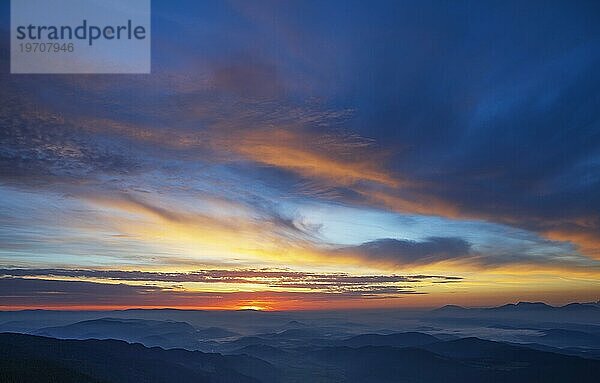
[71,113,599,265]
[544,228,600,260]
[233,128,403,188]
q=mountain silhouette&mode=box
[341,332,439,347]
[30,318,238,350]
[0,333,278,383]
[2,331,600,382]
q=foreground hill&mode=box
[233,336,600,383]
[2,332,600,383]
[0,333,277,383]
[302,342,600,383]
[340,332,440,347]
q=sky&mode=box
[0,0,599,310]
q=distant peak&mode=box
[492,302,554,310]
[515,301,552,307]
[433,304,467,312]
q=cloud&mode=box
[0,274,454,309]
[79,191,324,265]
[342,237,473,266]
[0,277,168,307]
[225,1,600,262]
[0,268,461,288]
[231,127,402,188]
[544,225,600,259]
[335,235,599,270]
[210,54,285,98]
[0,88,143,188]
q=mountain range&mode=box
[1,302,599,382]
[2,332,599,383]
